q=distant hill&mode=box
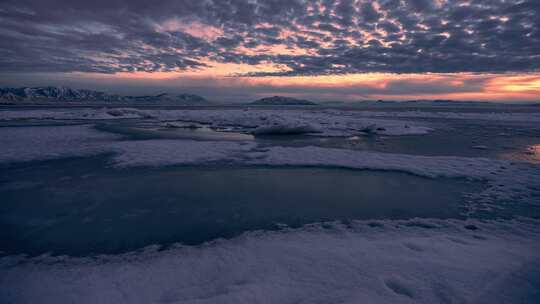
[0,86,208,104]
[124,93,208,104]
[250,96,317,106]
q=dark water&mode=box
[0,156,481,256]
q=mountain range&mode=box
[0,87,208,104]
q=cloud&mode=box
[0,0,538,76]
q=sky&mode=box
[0,0,539,102]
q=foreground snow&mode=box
[1,218,539,304]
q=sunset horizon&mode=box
[1,0,539,102]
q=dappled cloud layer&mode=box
[1,0,539,101]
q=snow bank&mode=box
[1,218,539,304]
[248,146,502,179]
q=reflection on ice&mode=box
[500,144,540,164]
[0,160,481,256]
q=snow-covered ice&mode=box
[0,125,119,163]
[109,140,256,167]
[0,108,434,136]
[0,108,152,121]
[1,218,538,304]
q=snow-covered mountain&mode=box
[0,87,126,102]
[250,96,317,106]
[0,87,208,104]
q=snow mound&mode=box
[1,218,539,304]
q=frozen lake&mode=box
[0,156,482,256]
[1,104,539,303]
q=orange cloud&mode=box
[487,75,540,93]
[75,69,540,102]
[241,73,540,101]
